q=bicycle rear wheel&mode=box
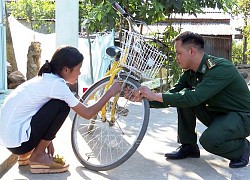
[71,75,150,171]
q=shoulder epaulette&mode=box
[206,58,216,69]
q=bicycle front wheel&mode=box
[71,75,150,171]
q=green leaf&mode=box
[96,12,102,21]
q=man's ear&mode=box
[190,47,196,56]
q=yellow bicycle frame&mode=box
[100,60,123,123]
[100,45,130,123]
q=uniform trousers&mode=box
[177,104,250,160]
[8,99,70,155]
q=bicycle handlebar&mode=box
[112,1,167,47]
[112,1,128,17]
[112,1,135,32]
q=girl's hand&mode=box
[108,82,121,95]
[47,141,55,157]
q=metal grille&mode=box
[119,29,167,79]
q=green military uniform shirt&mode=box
[150,53,250,112]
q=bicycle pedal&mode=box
[116,107,129,116]
[87,119,96,132]
[108,121,115,127]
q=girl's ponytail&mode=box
[38,60,52,76]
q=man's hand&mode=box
[123,86,153,102]
[136,86,156,101]
[123,86,141,102]
[124,85,163,102]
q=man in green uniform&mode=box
[130,31,250,168]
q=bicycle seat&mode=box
[106,46,121,61]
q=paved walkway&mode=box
[1,102,250,179]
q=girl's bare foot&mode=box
[29,153,69,174]
[29,152,53,165]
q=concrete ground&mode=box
[0,91,18,178]
[1,104,250,180]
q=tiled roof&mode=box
[170,10,231,20]
[144,10,233,36]
[146,22,233,36]
[143,9,234,36]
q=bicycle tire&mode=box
[71,75,150,171]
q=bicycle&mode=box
[71,1,168,171]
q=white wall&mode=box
[8,17,114,92]
[55,0,78,48]
[0,0,7,92]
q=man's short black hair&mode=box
[174,31,205,49]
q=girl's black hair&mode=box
[174,31,205,50]
[38,46,84,76]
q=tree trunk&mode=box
[242,13,248,64]
[5,13,18,71]
[26,42,41,80]
[86,29,94,84]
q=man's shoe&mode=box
[165,144,200,159]
[229,141,250,168]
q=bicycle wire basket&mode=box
[119,29,167,80]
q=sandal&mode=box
[18,158,29,166]
[18,149,33,166]
[30,155,69,174]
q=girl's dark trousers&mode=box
[8,99,70,155]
